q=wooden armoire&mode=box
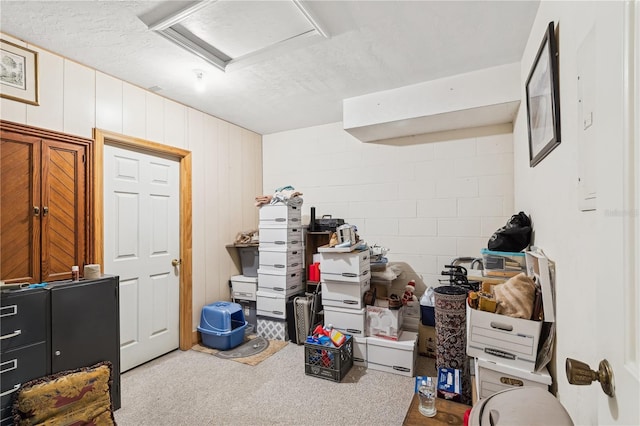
[0,121,92,284]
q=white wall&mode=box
[0,32,263,333]
[514,2,624,424]
[263,122,514,290]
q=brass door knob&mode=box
[566,358,615,397]
[171,258,181,267]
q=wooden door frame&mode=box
[93,129,193,351]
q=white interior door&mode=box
[596,1,640,423]
[104,144,180,372]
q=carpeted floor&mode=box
[113,341,436,426]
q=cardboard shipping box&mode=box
[418,323,436,358]
[466,250,555,372]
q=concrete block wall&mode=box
[263,121,514,290]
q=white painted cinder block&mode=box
[437,218,481,237]
[398,218,437,236]
[417,199,457,218]
[479,175,515,197]
[458,197,505,217]
[477,133,514,154]
[433,138,477,159]
[455,154,514,177]
[366,218,400,235]
[436,177,479,198]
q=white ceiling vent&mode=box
[141,0,329,72]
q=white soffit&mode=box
[343,63,522,143]
[142,0,329,72]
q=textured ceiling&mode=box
[0,0,540,135]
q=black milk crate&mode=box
[304,335,353,382]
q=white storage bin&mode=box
[467,305,542,372]
[230,275,258,301]
[259,203,302,228]
[475,358,552,400]
[321,278,370,309]
[256,291,288,319]
[353,336,368,367]
[320,250,370,282]
[323,305,367,337]
[258,249,303,274]
[367,331,417,377]
[257,270,304,297]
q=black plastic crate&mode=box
[304,335,353,382]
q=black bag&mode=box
[487,211,532,252]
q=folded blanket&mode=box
[493,272,536,319]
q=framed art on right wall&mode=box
[526,21,561,167]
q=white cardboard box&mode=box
[259,203,302,228]
[475,358,551,400]
[353,336,368,367]
[320,249,370,276]
[257,290,301,319]
[258,227,303,252]
[467,250,555,372]
[367,331,417,377]
[367,301,404,341]
[321,277,370,309]
[258,249,303,274]
[257,270,304,297]
[323,305,367,337]
[230,275,258,301]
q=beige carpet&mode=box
[191,337,288,366]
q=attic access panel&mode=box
[145,0,328,72]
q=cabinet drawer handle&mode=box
[0,304,17,318]
[274,264,285,268]
[1,359,18,374]
[0,329,21,340]
[0,383,20,397]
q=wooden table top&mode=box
[403,393,471,426]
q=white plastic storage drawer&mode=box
[367,331,417,377]
[323,305,367,337]
[256,291,288,319]
[257,270,304,297]
[259,203,302,228]
[258,249,303,274]
[475,358,552,400]
[321,278,370,309]
[230,275,258,301]
[320,249,369,276]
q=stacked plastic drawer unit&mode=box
[320,248,370,366]
[256,201,304,340]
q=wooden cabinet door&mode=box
[1,122,90,284]
[0,132,41,284]
[40,140,86,282]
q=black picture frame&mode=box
[526,21,561,167]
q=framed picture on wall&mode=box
[525,21,560,167]
[0,39,39,105]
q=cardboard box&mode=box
[418,323,436,358]
[366,300,403,340]
[353,336,368,367]
[466,250,555,372]
[367,331,417,377]
[475,358,551,400]
[437,367,462,402]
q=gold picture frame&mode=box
[1,39,39,105]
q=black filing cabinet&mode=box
[0,288,49,426]
[49,276,121,410]
[0,276,121,423]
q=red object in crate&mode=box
[308,262,320,282]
